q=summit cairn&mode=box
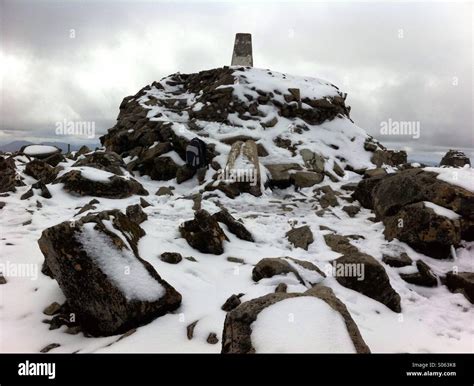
[231,33,253,67]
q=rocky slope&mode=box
[0,66,472,353]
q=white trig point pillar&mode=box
[231,33,253,67]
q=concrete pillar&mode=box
[231,33,253,67]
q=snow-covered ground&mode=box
[1,156,473,353]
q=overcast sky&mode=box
[0,0,472,157]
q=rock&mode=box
[0,201,5,210]
[24,159,60,184]
[126,204,148,224]
[300,149,325,173]
[212,209,254,242]
[371,149,407,167]
[352,175,385,209]
[444,272,474,303]
[75,199,100,215]
[319,190,338,209]
[74,145,92,159]
[364,168,387,179]
[334,252,401,312]
[22,145,61,159]
[207,332,219,344]
[342,205,360,218]
[440,150,471,168]
[56,170,148,199]
[256,143,269,157]
[0,274,6,284]
[176,164,196,184]
[160,252,183,264]
[43,152,65,167]
[221,294,242,312]
[227,256,245,264]
[179,209,228,255]
[264,163,302,188]
[149,156,179,181]
[0,156,22,193]
[72,151,126,175]
[252,257,325,286]
[38,209,182,336]
[43,302,62,316]
[400,260,437,287]
[156,186,174,196]
[274,283,287,293]
[187,320,198,340]
[286,225,314,250]
[221,286,370,353]
[383,202,460,259]
[20,188,34,200]
[291,171,324,188]
[40,343,61,353]
[140,197,151,208]
[324,233,359,255]
[333,162,345,177]
[382,252,413,268]
[341,182,358,191]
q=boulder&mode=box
[160,252,183,264]
[212,209,254,242]
[176,164,196,184]
[286,225,314,250]
[300,149,325,173]
[156,186,174,196]
[382,252,413,268]
[342,205,360,218]
[334,252,401,312]
[439,150,471,168]
[221,294,243,312]
[22,144,61,159]
[125,204,148,224]
[56,170,148,199]
[43,152,65,167]
[291,171,324,188]
[352,175,385,209]
[24,159,60,184]
[0,156,22,193]
[150,156,179,181]
[323,233,359,255]
[264,163,302,188]
[74,145,92,159]
[400,260,437,287]
[364,168,387,179]
[72,151,126,176]
[371,149,407,167]
[444,271,474,303]
[38,209,182,336]
[383,202,461,259]
[179,209,228,255]
[221,286,370,353]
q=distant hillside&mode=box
[0,140,100,153]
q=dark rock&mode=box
[227,256,245,264]
[341,182,358,191]
[334,252,401,312]
[342,205,360,218]
[72,151,126,175]
[383,202,460,259]
[274,283,287,293]
[24,159,60,183]
[221,286,370,353]
[74,145,92,159]
[371,149,407,167]
[324,233,358,255]
[43,152,65,167]
[286,225,314,250]
[212,209,254,242]
[0,156,22,193]
[179,209,228,255]
[352,175,385,209]
[0,274,6,284]
[364,168,387,179]
[440,150,471,168]
[0,201,5,210]
[444,271,474,303]
[156,186,174,196]
[300,149,325,173]
[176,164,196,184]
[56,170,148,199]
[160,252,183,264]
[40,343,60,353]
[140,197,151,208]
[221,294,242,312]
[207,332,219,344]
[126,204,148,224]
[75,199,100,215]
[38,209,182,336]
[382,252,413,268]
[264,163,302,188]
[400,260,437,287]
[187,320,198,340]
[151,156,179,181]
[43,302,62,316]
[291,171,324,188]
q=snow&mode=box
[73,166,114,182]
[425,165,474,192]
[423,201,460,220]
[23,145,58,156]
[250,296,356,353]
[78,222,165,302]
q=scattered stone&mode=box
[371,149,407,167]
[160,252,183,264]
[126,204,148,224]
[24,159,60,184]
[187,320,198,340]
[221,286,370,353]
[264,163,302,188]
[323,234,358,255]
[227,256,245,264]
[382,253,413,268]
[65,326,82,335]
[156,186,174,196]
[274,283,287,293]
[0,274,6,284]
[444,271,474,303]
[0,201,5,210]
[364,168,387,179]
[286,225,314,250]
[75,199,100,215]
[140,197,151,208]
[176,164,196,184]
[207,332,219,345]
[300,149,325,173]
[341,182,358,191]
[212,209,254,242]
[185,256,198,262]
[291,171,324,188]
[179,209,228,255]
[400,260,438,287]
[40,343,60,353]
[440,150,471,168]
[342,205,360,218]
[43,302,61,316]
[221,294,242,312]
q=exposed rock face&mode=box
[221,294,242,312]
[72,151,126,176]
[334,252,401,313]
[56,170,148,199]
[444,272,474,303]
[221,286,370,353]
[264,163,302,188]
[382,252,413,268]
[383,202,461,259]
[440,150,471,168]
[212,209,254,242]
[300,149,325,173]
[371,149,407,167]
[400,260,437,287]
[0,156,23,193]
[323,233,359,255]
[286,225,314,250]
[291,171,324,188]
[179,209,228,254]
[160,252,183,264]
[125,204,148,224]
[24,159,60,184]
[38,209,182,336]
